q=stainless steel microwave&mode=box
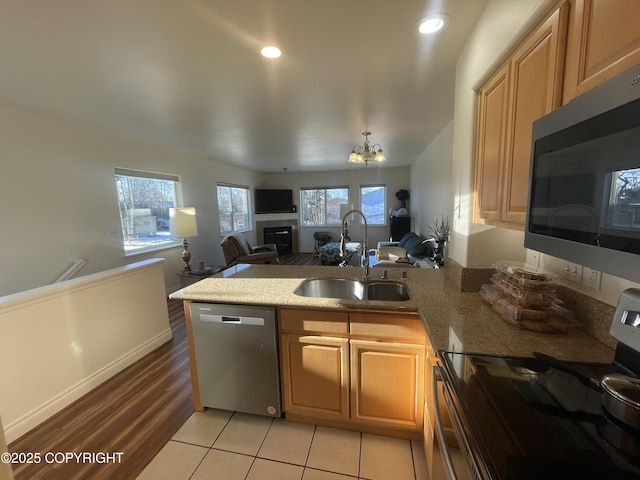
[525,64,640,284]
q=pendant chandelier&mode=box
[348,131,385,165]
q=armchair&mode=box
[220,232,279,268]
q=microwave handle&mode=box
[433,365,458,480]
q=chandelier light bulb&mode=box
[347,131,385,166]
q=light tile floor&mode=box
[137,409,428,480]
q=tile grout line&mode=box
[300,424,317,478]
[410,440,418,480]
[185,411,236,480]
[243,414,275,480]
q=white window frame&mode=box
[300,186,350,226]
[114,168,181,255]
[217,183,251,234]
[360,184,387,225]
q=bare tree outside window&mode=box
[217,184,251,233]
[301,187,348,226]
[114,169,180,253]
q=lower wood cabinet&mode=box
[280,334,349,420]
[351,339,424,430]
[278,308,425,437]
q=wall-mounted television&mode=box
[255,189,295,214]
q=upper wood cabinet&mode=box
[475,4,568,228]
[475,65,510,223]
[563,0,640,103]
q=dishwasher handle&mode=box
[433,365,458,480]
[199,313,265,326]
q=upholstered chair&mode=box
[220,232,279,268]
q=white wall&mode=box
[410,120,454,237]
[0,106,262,296]
[0,415,12,480]
[260,167,411,252]
[448,0,556,269]
[0,259,170,443]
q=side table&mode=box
[177,267,223,288]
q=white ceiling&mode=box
[0,0,487,173]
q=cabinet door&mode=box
[474,4,567,228]
[502,5,567,224]
[423,346,437,480]
[475,64,510,222]
[280,334,349,420]
[350,339,424,430]
[563,0,640,102]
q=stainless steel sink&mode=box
[294,278,410,301]
[365,282,411,301]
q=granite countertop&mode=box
[170,263,616,363]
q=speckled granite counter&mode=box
[170,263,615,363]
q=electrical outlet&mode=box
[582,267,602,291]
[561,262,583,283]
[528,251,540,268]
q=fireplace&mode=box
[263,226,293,255]
[256,219,299,254]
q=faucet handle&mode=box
[381,269,388,279]
[401,270,407,279]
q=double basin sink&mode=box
[294,278,411,302]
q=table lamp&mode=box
[170,207,198,273]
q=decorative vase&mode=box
[435,240,446,266]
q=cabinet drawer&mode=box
[349,312,425,341]
[279,308,348,335]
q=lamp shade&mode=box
[170,207,198,238]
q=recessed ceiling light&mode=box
[417,13,450,34]
[261,46,282,59]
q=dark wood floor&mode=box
[278,252,322,266]
[8,300,193,480]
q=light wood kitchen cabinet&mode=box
[278,308,425,437]
[351,339,424,430]
[475,64,510,223]
[563,0,640,103]
[279,309,349,420]
[349,312,425,432]
[280,334,349,420]
[474,3,568,228]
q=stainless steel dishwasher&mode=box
[189,302,281,417]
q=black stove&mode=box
[440,343,640,479]
[435,288,640,480]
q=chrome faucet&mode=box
[340,209,369,279]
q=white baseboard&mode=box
[5,328,173,444]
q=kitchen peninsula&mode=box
[171,262,618,457]
[170,263,614,362]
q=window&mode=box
[217,184,251,234]
[361,185,386,225]
[114,169,180,254]
[301,187,349,226]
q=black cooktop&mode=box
[440,348,640,480]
